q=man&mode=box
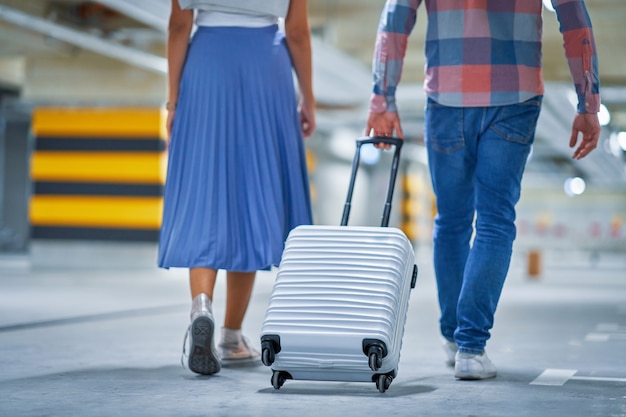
[366,0,601,380]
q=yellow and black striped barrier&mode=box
[399,169,437,244]
[30,107,167,241]
[399,173,419,242]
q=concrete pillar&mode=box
[0,57,26,87]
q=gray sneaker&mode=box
[454,351,497,380]
[183,294,221,375]
[442,338,458,367]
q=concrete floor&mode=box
[1,241,625,417]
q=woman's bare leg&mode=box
[219,271,259,364]
[189,267,218,300]
[224,271,256,329]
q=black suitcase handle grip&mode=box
[340,136,404,228]
[356,137,404,148]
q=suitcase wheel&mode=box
[260,335,281,366]
[368,351,383,371]
[411,264,418,289]
[271,370,291,390]
[375,373,394,393]
[363,339,388,371]
[262,347,274,367]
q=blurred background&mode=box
[0,0,624,270]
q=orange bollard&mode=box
[527,250,542,279]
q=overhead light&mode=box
[618,131,626,152]
[567,91,578,109]
[609,131,626,156]
[329,128,359,162]
[598,104,611,126]
[360,143,381,165]
[564,177,586,197]
[543,0,555,12]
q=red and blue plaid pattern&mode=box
[370,0,600,113]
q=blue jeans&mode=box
[424,96,542,354]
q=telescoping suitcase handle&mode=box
[340,136,403,228]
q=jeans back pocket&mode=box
[489,97,542,145]
[425,100,464,154]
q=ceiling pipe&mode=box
[0,5,167,74]
[95,0,169,32]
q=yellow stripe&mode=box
[30,196,163,228]
[403,174,425,194]
[32,107,167,138]
[31,151,167,184]
[399,221,417,242]
[306,149,317,172]
[402,199,422,215]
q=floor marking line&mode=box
[585,332,611,342]
[572,376,626,383]
[595,323,621,331]
[595,323,626,333]
[0,304,187,333]
[530,369,577,386]
[530,369,626,386]
[585,332,626,341]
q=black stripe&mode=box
[33,182,164,197]
[32,226,160,242]
[35,137,166,152]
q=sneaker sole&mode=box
[454,370,497,380]
[188,317,221,375]
[220,356,262,368]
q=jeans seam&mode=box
[490,126,533,144]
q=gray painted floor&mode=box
[1,241,625,417]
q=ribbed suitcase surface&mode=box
[260,224,416,388]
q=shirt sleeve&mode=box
[552,0,601,113]
[369,0,420,113]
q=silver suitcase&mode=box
[260,137,418,393]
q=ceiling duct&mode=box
[94,0,169,32]
[0,4,166,74]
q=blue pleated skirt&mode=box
[158,24,313,272]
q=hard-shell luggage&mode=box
[260,137,418,393]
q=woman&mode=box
[159,0,315,375]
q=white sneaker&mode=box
[442,338,458,367]
[454,351,497,380]
[219,328,261,367]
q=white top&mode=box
[179,0,289,18]
[196,10,278,27]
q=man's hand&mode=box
[365,111,404,149]
[570,113,600,160]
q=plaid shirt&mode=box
[370,0,600,114]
